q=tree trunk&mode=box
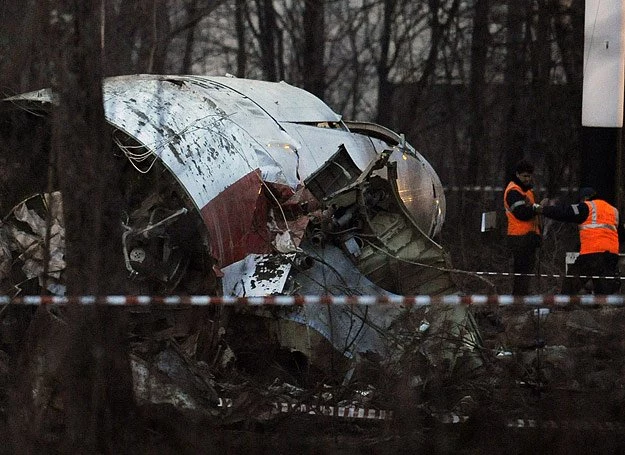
[235,0,247,77]
[180,0,198,73]
[502,0,529,178]
[467,0,489,185]
[51,3,125,295]
[256,0,278,81]
[103,1,139,75]
[302,0,326,99]
[8,1,139,452]
[375,0,395,127]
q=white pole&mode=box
[582,0,625,127]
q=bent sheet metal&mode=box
[0,75,480,378]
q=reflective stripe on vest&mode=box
[578,200,619,254]
[503,181,539,236]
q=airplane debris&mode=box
[0,192,65,295]
[0,75,482,411]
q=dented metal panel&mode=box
[104,77,268,211]
[279,122,380,181]
[222,253,293,297]
[4,75,447,263]
[198,76,343,123]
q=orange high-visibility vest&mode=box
[504,181,540,236]
[579,200,619,254]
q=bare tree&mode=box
[375,0,396,127]
[8,1,137,452]
[301,0,326,98]
[466,0,490,185]
[103,1,141,75]
[180,0,200,73]
[235,0,248,76]
[502,0,529,175]
[253,0,280,81]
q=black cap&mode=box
[579,187,597,200]
[514,159,534,174]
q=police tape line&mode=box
[275,402,392,420]
[218,396,625,429]
[474,271,624,280]
[4,294,625,306]
[427,414,625,431]
[443,186,578,193]
[217,397,393,420]
[506,418,625,432]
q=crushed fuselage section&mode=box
[0,75,479,388]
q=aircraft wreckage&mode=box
[0,75,480,384]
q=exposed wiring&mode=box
[112,112,226,174]
[332,161,352,180]
[113,133,158,174]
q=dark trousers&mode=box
[562,252,621,295]
[508,233,540,295]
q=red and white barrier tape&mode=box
[4,294,625,307]
[475,271,625,280]
[217,397,392,420]
[218,397,625,429]
[443,186,578,193]
[507,418,625,432]
[275,402,392,420]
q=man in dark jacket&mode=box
[504,159,542,295]
[537,187,621,294]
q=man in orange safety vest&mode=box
[503,159,543,295]
[537,187,621,294]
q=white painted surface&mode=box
[582,0,625,127]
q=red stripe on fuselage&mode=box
[200,170,272,267]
